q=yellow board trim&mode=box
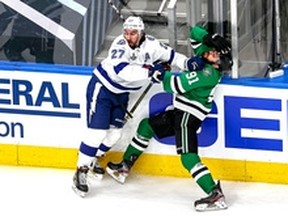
[1,144,288,184]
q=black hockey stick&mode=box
[125,81,153,120]
[125,62,171,120]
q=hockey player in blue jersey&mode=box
[105,25,232,211]
[72,16,206,197]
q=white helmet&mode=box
[123,16,145,31]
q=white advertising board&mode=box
[2,65,288,164]
[0,69,88,148]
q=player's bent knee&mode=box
[82,128,107,147]
[105,127,123,147]
[137,118,155,139]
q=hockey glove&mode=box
[203,33,231,54]
[186,56,205,71]
[149,64,166,83]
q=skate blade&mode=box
[195,200,228,212]
[72,185,87,198]
[106,167,126,184]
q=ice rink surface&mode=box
[1,165,288,216]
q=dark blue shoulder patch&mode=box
[146,35,155,41]
[117,39,126,45]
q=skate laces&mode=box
[78,167,88,184]
[79,172,87,184]
[119,161,129,173]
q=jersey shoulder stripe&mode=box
[95,64,142,92]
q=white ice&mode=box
[1,165,288,216]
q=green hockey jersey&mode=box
[162,64,222,121]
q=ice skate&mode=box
[106,160,130,184]
[89,158,105,180]
[72,166,89,197]
[194,181,228,212]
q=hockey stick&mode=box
[125,62,171,120]
[118,0,138,17]
[108,0,125,21]
[108,0,138,21]
[125,81,153,120]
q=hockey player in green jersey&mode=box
[106,25,232,212]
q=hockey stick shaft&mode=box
[108,0,138,22]
[125,81,153,120]
[108,0,125,21]
[118,0,138,17]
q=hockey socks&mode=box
[181,153,216,194]
[123,118,155,162]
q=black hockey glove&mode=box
[149,64,166,83]
[186,56,205,71]
[203,33,231,54]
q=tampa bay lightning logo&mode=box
[117,39,126,45]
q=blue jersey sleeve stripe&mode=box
[97,64,142,91]
[168,50,175,65]
[114,62,129,74]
